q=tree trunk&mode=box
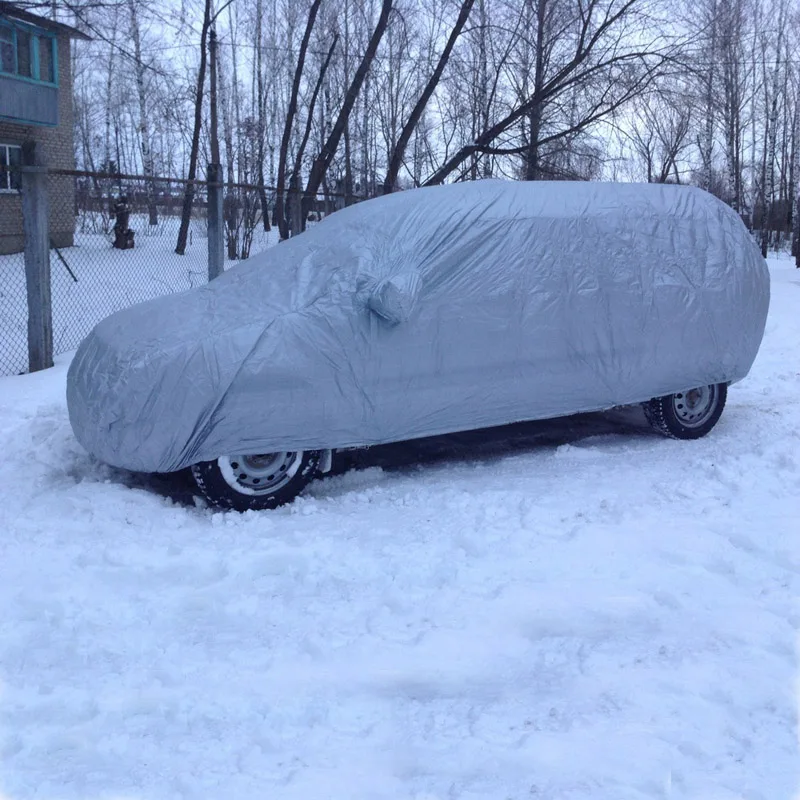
[525,0,548,180]
[127,0,158,225]
[175,0,212,256]
[759,110,770,258]
[220,31,238,259]
[764,4,785,253]
[344,124,354,202]
[342,0,354,202]
[304,0,394,211]
[254,0,270,231]
[274,0,325,241]
[792,186,800,264]
[362,70,371,197]
[787,93,798,247]
[292,34,339,187]
[471,0,488,180]
[699,0,717,191]
[383,0,475,194]
[103,17,117,173]
[209,27,220,165]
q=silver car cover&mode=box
[67,179,770,473]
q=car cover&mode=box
[67,179,770,473]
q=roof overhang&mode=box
[0,2,91,40]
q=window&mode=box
[0,25,13,73]
[16,29,31,78]
[0,22,56,84]
[0,144,22,192]
[38,32,54,83]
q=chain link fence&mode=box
[0,250,26,375]
[0,164,346,376]
[50,171,216,365]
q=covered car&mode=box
[67,179,770,510]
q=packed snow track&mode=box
[0,258,797,800]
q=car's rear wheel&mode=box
[191,450,321,511]
[643,383,727,440]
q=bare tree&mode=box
[694,0,718,191]
[424,0,671,185]
[274,0,325,240]
[627,87,691,182]
[292,33,339,184]
[61,0,800,265]
[175,0,213,255]
[303,0,394,215]
[127,0,157,224]
[383,0,475,193]
[760,0,787,254]
[717,0,749,211]
[253,0,270,231]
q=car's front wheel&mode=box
[643,383,727,440]
[191,450,321,511]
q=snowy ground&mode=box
[0,257,798,800]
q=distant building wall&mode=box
[0,31,75,255]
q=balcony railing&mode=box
[0,72,58,126]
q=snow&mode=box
[0,256,798,800]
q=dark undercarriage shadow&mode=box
[119,405,654,508]
[339,406,651,472]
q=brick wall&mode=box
[0,31,76,255]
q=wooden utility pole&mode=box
[21,141,53,372]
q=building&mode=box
[0,2,88,254]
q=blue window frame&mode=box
[0,25,14,73]
[0,20,57,86]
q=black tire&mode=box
[643,383,727,440]
[191,450,321,511]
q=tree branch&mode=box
[383,0,475,193]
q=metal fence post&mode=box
[207,163,224,280]
[21,141,53,372]
[291,173,303,237]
